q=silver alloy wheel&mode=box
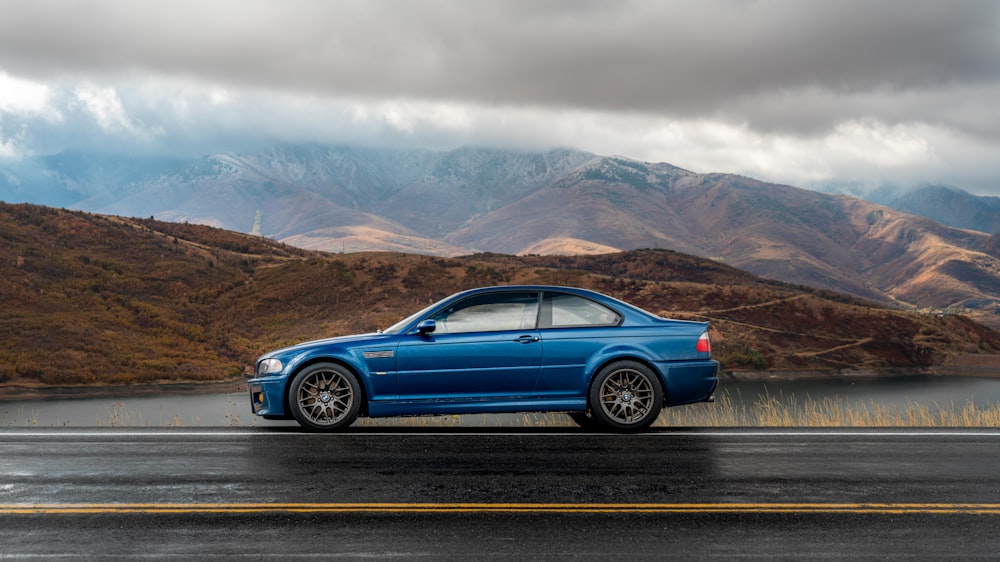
[598,366,655,425]
[296,368,355,426]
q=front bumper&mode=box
[248,375,291,419]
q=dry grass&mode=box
[654,391,1000,428]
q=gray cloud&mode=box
[1,0,999,192]
[3,1,997,122]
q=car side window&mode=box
[540,292,622,329]
[430,292,539,334]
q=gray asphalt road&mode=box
[2,428,999,559]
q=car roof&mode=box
[455,285,604,296]
[447,285,654,318]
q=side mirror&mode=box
[414,319,437,335]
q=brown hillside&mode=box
[2,203,999,392]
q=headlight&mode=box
[257,358,284,376]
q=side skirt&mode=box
[367,397,587,418]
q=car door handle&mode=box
[515,335,540,344]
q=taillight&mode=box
[696,332,711,353]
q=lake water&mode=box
[2,374,1000,428]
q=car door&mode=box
[534,291,624,398]
[395,291,542,401]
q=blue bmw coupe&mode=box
[248,285,718,431]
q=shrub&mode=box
[723,346,769,370]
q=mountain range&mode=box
[2,145,998,327]
[866,185,1000,235]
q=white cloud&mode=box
[68,81,168,149]
[0,124,25,158]
[0,72,56,115]
[208,89,232,106]
[0,72,61,158]
[72,82,137,133]
[3,73,997,192]
[824,121,934,169]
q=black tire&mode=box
[288,362,361,431]
[588,360,663,432]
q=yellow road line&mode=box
[3,503,1000,515]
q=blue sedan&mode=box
[248,286,718,431]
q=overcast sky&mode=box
[1,0,998,193]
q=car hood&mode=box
[262,332,394,359]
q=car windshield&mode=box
[380,301,442,335]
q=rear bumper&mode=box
[658,360,719,407]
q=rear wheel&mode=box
[288,362,361,431]
[588,361,662,432]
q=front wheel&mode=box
[588,361,663,432]
[288,362,361,431]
